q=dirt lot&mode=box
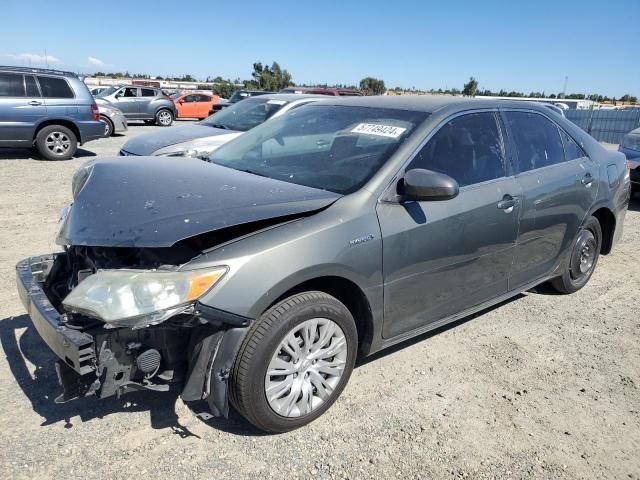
[0,124,639,479]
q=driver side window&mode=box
[120,87,138,98]
[410,112,506,187]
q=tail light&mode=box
[90,103,100,121]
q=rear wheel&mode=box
[35,125,77,160]
[229,292,357,433]
[550,216,602,294]
[100,115,114,137]
[155,109,174,126]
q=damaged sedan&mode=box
[16,97,629,432]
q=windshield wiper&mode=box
[209,123,229,130]
[237,168,267,178]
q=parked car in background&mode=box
[95,85,176,126]
[98,104,127,137]
[209,89,275,114]
[280,86,363,96]
[16,97,629,433]
[0,66,104,160]
[173,92,220,120]
[619,127,640,194]
[120,93,324,158]
[540,102,566,117]
[89,86,111,96]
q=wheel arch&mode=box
[589,206,616,254]
[264,275,376,357]
[33,119,81,144]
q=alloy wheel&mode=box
[157,111,172,126]
[264,318,348,418]
[45,132,71,156]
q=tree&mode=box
[248,61,294,91]
[620,94,638,103]
[462,77,478,97]
[359,77,386,95]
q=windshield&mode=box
[96,86,118,98]
[200,97,288,132]
[208,105,429,194]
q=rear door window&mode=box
[503,111,565,172]
[37,76,74,98]
[0,72,25,96]
[140,88,156,97]
[560,130,587,160]
[409,112,506,187]
[198,94,212,102]
[25,76,40,97]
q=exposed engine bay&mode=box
[21,246,251,416]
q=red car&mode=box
[173,93,220,119]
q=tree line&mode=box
[88,68,636,103]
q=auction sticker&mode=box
[352,123,407,138]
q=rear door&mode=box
[377,111,522,338]
[138,88,157,118]
[0,72,47,144]
[196,94,213,118]
[501,110,598,288]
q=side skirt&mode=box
[379,275,552,351]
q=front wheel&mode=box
[550,216,602,294]
[229,292,357,433]
[155,109,174,127]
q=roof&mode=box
[244,93,329,102]
[0,65,78,77]
[314,95,555,114]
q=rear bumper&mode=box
[78,120,107,144]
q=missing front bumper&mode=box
[16,254,250,415]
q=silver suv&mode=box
[0,66,104,160]
[95,85,177,126]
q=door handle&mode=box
[28,100,42,106]
[581,173,594,187]
[497,195,518,213]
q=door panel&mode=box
[378,179,522,338]
[0,73,46,144]
[113,87,140,116]
[378,111,521,339]
[501,110,598,288]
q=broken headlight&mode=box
[71,161,96,199]
[62,267,227,328]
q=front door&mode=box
[378,111,522,339]
[501,110,599,288]
[178,94,199,118]
[114,87,140,117]
[0,72,47,145]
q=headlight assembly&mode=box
[71,161,95,199]
[62,267,227,328]
[153,134,240,159]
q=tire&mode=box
[550,216,602,294]
[155,109,174,126]
[229,292,357,433]
[35,125,77,160]
[100,116,114,137]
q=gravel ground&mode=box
[0,124,639,479]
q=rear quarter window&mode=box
[37,76,74,98]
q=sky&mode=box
[2,0,639,98]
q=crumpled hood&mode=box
[57,157,341,248]
[121,125,239,155]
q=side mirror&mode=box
[398,168,459,201]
